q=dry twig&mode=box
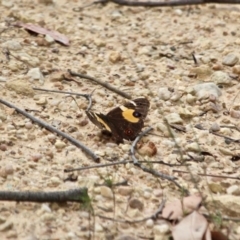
[0,98,100,162]
[68,69,131,99]
[0,188,89,203]
[130,127,187,192]
[92,0,240,7]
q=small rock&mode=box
[186,142,200,152]
[230,109,240,119]
[232,65,240,75]
[193,82,221,100]
[158,87,172,101]
[222,53,239,66]
[0,219,13,232]
[36,96,47,105]
[94,39,106,47]
[129,198,144,211]
[100,186,113,199]
[226,185,240,196]
[138,46,152,56]
[50,177,61,187]
[211,71,232,85]
[55,140,66,149]
[1,0,14,8]
[45,34,55,44]
[118,186,133,196]
[6,79,34,96]
[109,51,121,63]
[111,10,123,19]
[208,182,223,193]
[165,113,183,124]
[146,219,154,228]
[153,224,170,236]
[210,122,220,132]
[95,223,103,232]
[0,164,14,178]
[27,68,44,84]
[143,191,151,199]
[1,40,22,51]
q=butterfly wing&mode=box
[106,98,150,142]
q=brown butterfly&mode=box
[86,97,150,144]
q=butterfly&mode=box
[86,97,150,144]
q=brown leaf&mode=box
[172,211,210,240]
[13,22,69,46]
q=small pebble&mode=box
[211,71,232,85]
[118,186,133,196]
[109,51,121,63]
[100,186,113,199]
[27,67,44,84]
[210,122,220,132]
[232,65,240,74]
[129,198,144,210]
[55,140,66,149]
[222,53,239,66]
[158,87,172,101]
[226,185,240,196]
[153,224,170,235]
[146,219,154,228]
[165,113,183,124]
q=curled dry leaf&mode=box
[172,211,211,240]
[162,194,202,220]
[137,141,157,157]
[13,22,70,46]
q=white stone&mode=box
[211,71,232,85]
[27,68,44,84]
[193,82,222,99]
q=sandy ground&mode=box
[0,0,240,239]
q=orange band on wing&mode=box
[120,106,139,123]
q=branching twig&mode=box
[68,69,131,99]
[0,188,89,203]
[130,127,187,192]
[0,98,100,162]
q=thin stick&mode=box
[0,98,100,162]
[64,160,184,172]
[173,170,240,180]
[33,87,90,98]
[130,127,187,192]
[98,0,240,7]
[0,188,88,203]
[68,70,131,99]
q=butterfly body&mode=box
[86,97,150,144]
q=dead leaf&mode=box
[172,211,211,240]
[13,22,69,46]
[162,195,202,220]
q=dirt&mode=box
[0,0,240,239]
